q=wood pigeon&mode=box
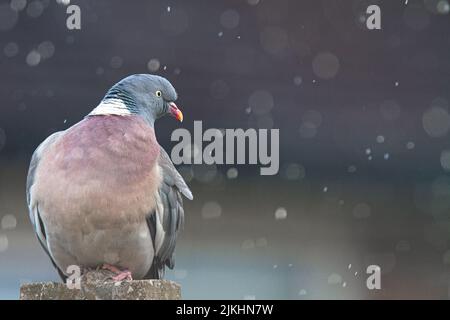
[26,74,193,281]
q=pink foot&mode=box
[102,264,133,281]
[112,270,132,282]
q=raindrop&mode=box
[26,0,44,18]
[226,167,238,179]
[26,50,41,66]
[37,41,55,59]
[147,58,160,72]
[201,201,222,219]
[437,0,450,14]
[328,273,342,285]
[376,135,385,143]
[220,9,240,29]
[275,207,287,220]
[312,52,340,79]
[10,0,27,11]
[293,76,303,86]
[422,106,450,138]
[348,165,357,173]
[406,141,415,149]
[384,153,390,160]
[1,215,17,230]
[357,13,366,25]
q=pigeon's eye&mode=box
[156,90,162,97]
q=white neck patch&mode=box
[89,98,131,116]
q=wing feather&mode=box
[144,147,192,279]
[26,131,67,280]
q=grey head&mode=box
[89,74,183,126]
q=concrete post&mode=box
[19,270,181,300]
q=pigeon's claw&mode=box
[102,264,133,281]
[112,270,132,282]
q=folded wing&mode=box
[145,147,193,279]
[26,131,67,280]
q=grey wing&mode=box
[144,147,193,279]
[26,131,67,280]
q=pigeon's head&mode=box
[94,74,183,125]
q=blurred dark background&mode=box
[1,0,450,299]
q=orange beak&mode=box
[169,102,183,122]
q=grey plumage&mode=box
[145,148,192,278]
